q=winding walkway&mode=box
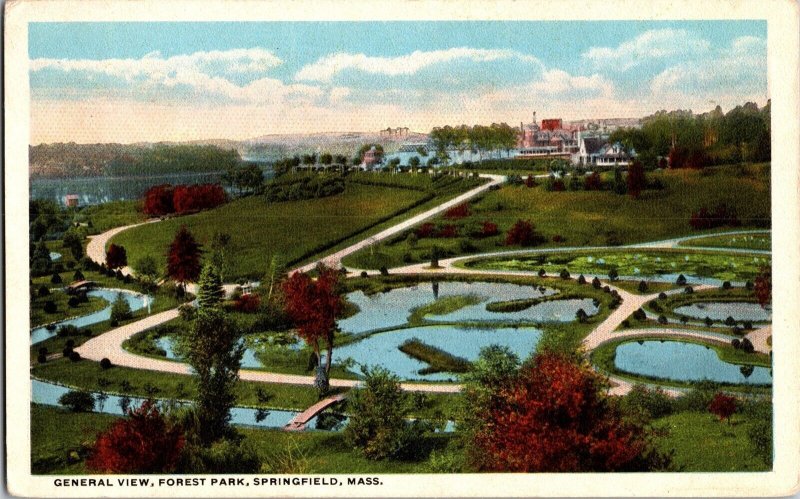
[75,213,770,397]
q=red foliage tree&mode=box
[626,160,646,199]
[282,266,342,375]
[444,203,471,219]
[105,244,128,269]
[525,175,537,188]
[480,221,499,238]
[473,353,656,472]
[143,184,175,217]
[584,172,602,191]
[708,392,737,423]
[232,293,261,313]
[754,266,771,308]
[505,220,545,247]
[173,184,227,214]
[416,222,436,238]
[167,226,202,289]
[87,400,184,473]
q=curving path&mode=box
[76,208,770,397]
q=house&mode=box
[64,194,80,208]
[575,134,633,167]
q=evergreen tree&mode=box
[197,263,224,309]
[31,240,53,276]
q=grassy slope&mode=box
[81,200,146,234]
[652,411,770,471]
[30,291,107,328]
[112,184,425,280]
[344,164,770,269]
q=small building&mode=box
[576,135,633,167]
[66,280,96,295]
[362,146,382,169]
[64,194,80,208]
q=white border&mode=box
[5,0,800,496]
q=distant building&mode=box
[540,119,563,131]
[517,112,578,158]
[64,194,80,208]
[575,134,633,167]
[362,146,381,169]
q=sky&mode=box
[28,21,768,144]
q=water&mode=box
[338,282,559,334]
[49,252,61,261]
[333,325,542,381]
[436,298,598,323]
[614,340,772,385]
[673,302,771,323]
[29,167,273,206]
[30,288,147,344]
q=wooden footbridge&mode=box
[284,393,347,431]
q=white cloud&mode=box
[295,47,541,82]
[582,29,711,71]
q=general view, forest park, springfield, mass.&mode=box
[26,21,774,476]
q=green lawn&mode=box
[81,200,146,234]
[611,280,681,295]
[463,249,769,283]
[680,232,771,251]
[344,164,770,269]
[30,290,107,328]
[32,358,327,411]
[652,411,770,471]
[112,183,427,280]
[31,404,117,474]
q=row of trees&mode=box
[429,123,519,164]
[610,102,770,168]
[143,184,227,217]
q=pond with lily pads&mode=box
[613,340,771,386]
[673,302,771,323]
[463,250,770,284]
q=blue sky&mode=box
[29,21,768,143]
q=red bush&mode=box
[552,179,566,191]
[105,244,128,269]
[626,160,646,198]
[584,172,602,191]
[173,184,227,214]
[505,220,545,247]
[480,221,499,237]
[525,175,537,188]
[87,400,184,473]
[708,393,737,423]
[233,293,261,313]
[754,266,771,308]
[552,235,564,243]
[416,223,436,238]
[689,203,740,230]
[143,184,175,217]
[444,203,470,219]
[473,353,655,472]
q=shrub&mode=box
[360,271,369,278]
[538,269,546,278]
[658,292,667,299]
[607,269,619,281]
[622,385,673,420]
[37,285,50,297]
[745,281,754,291]
[59,391,94,412]
[505,220,545,247]
[57,324,81,337]
[689,203,740,230]
[110,293,133,323]
[743,321,753,330]
[69,351,81,362]
[233,294,261,313]
[731,338,741,349]
[552,235,564,243]
[100,358,113,370]
[480,221,499,238]
[638,281,648,293]
[50,273,63,284]
[416,222,436,238]
[708,393,737,423]
[73,270,85,281]
[740,338,755,354]
[379,266,389,276]
[575,308,588,323]
[722,281,732,290]
[679,315,689,324]
[657,315,668,325]
[724,316,737,327]
[67,296,80,308]
[444,203,470,219]
[632,309,646,321]
[559,269,571,279]
[684,286,694,294]
[592,277,601,289]
[676,274,687,285]
[577,274,586,285]
[43,301,57,313]
[704,317,714,327]
[37,352,48,364]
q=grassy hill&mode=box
[344,164,770,269]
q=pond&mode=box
[613,340,771,386]
[49,252,61,261]
[156,335,273,369]
[30,288,148,345]
[673,302,771,323]
[466,250,770,284]
[333,325,542,381]
[338,281,568,334]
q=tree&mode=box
[134,255,159,284]
[626,160,646,198]
[31,239,53,276]
[408,156,421,169]
[344,366,423,460]
[186,306,244,444]
[708,393,737,423]
[320,153,333,166]
[264,254,285,301]
[471,353,664,472]
[87,400,185,473]
[143,184,175,217]
[209,232,231,281]
[167,226,202,291]
[505,220,545,247]
[59,391,95,412]
[282,266,342,392]
[754,266,771,308]
[106,244,128,269]
[110,292,133,323]
[62,229,84,261]
[197,263,224,309]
